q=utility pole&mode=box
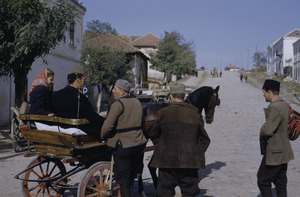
[247,47,249,71]
[241,52,243,70]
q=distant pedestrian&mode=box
[257,79,294,197]
[244,75,248,83]
[239,74,243,82]
[150,84,210,197]
[219,70,222,77]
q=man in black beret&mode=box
[258,79,294,196]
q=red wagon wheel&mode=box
[77,161,120,197]
[23,157,67,197]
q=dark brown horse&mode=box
[138,85,220,195]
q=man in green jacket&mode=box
[258,79,294,197]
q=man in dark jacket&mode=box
[50,66,104,139]
[258,79,294,197]
[150,84,210,197]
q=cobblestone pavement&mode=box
[0,71,299,197]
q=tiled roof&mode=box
[228,65,239,69]
[131,33,161,48]
[86,34,149,59]
[130,36,141,41]
[117,34,131,43]
[87,34,141,53]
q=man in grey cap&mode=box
[50,65,105,139]
[150,84,210,197]
[101,79,147,197]
[258,79,294,196]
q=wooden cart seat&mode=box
[19,115,105,156]
[20,114,90,125]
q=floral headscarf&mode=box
[29,68,53,96]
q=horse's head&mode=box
[205,86,220,124]
[185,85,220,124]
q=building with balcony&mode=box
[267,29,300,77]
[293,39,300,83]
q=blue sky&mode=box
[81,0,300,70]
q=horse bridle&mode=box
[205,91,219,120]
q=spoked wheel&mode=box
[23,157,67,197]
[77,161,120,197]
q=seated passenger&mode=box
[50,65,104,139]
[28,68,54,116]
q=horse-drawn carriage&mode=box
[12,85,220,197]
[211,67,219,77]
[14,114,122,197]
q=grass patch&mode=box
[244,71,300,106]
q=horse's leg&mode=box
[137,173,146,196]
[136,152,146,197]
[148,160,158,190]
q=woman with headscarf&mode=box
[28,68,54,116]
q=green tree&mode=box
[81,45,133,111]
[149,31,196,81]
[84,20,118,41]
[252,51,267,68]
[81,45,133,89]
[0,0,76,107]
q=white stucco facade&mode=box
[139,48,177,82]
[293,39,300,83]
[267,29,300,77]
[0,0,85,127]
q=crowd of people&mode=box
[27,66,294,197]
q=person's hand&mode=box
[48,113,55,117]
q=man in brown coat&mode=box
[150,84,210,197]
[258,79,294,197]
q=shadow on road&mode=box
[198,161,226,180]
[196,161,226,197]
[0,139,13,153]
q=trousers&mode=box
[157,168,200,197]
[112,141,145,197]
[257,155,288,197]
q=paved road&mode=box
[180,71,300,197]
[0,71,299,197]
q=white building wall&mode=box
[267,29,300,77]
[139,48,164,81]
[267,40,283,75]
[293,39,300,83]
[28,0,85,91]
[283,38,295,67]
[139,47,177,83]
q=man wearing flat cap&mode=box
[150,84,210,197]
[50,65,105,139]
[257,79,294,197]
[101,79,147,197]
